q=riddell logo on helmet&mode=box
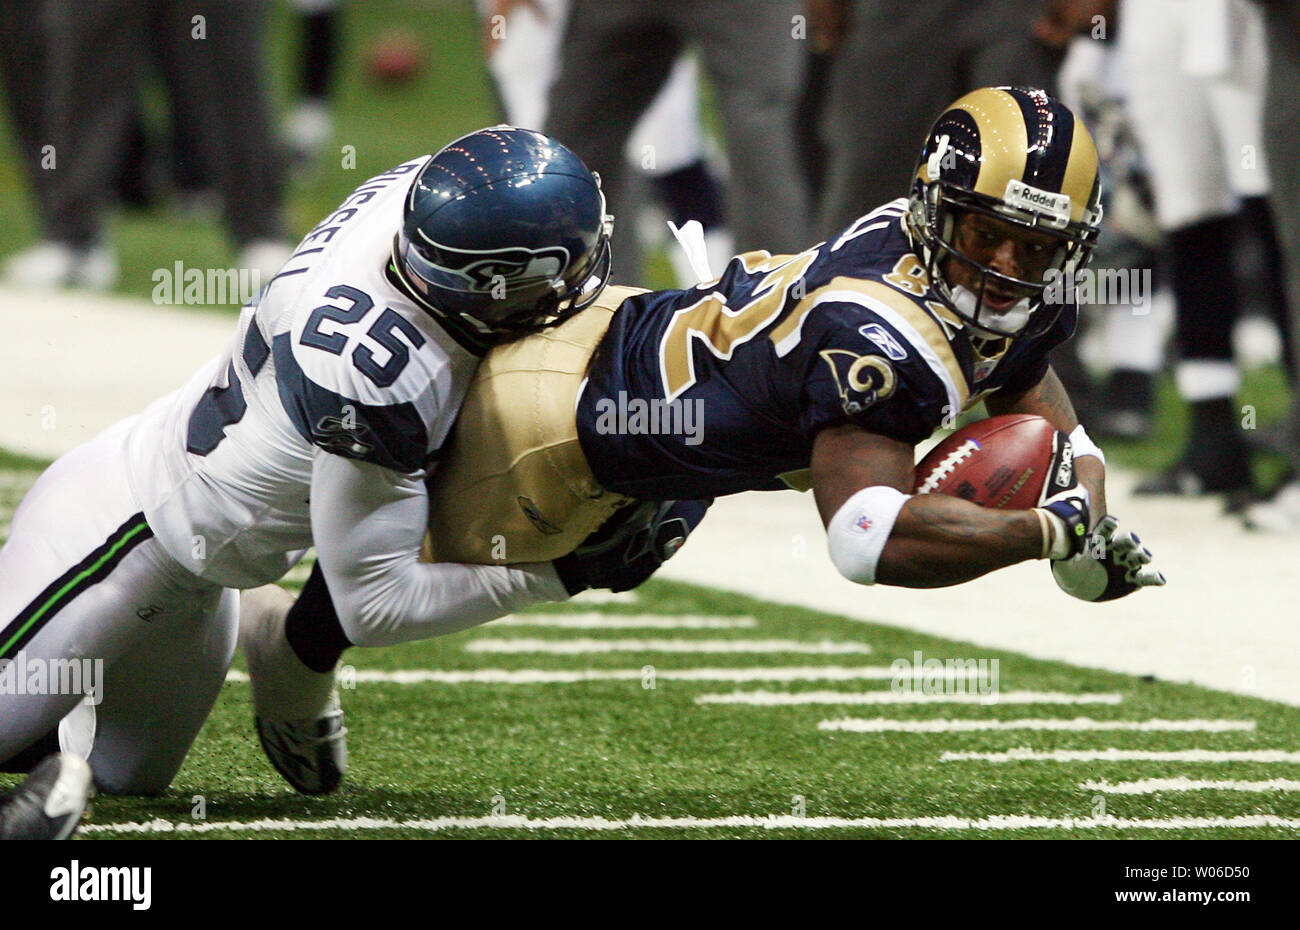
[1003,180,1071,223]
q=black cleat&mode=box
[1134,460,1252,498]
[0,753,93,840]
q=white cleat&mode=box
[1243,480,1300,533]
[0,753,94,840]
[254,692,347,796]
[235,240,295,288]
[240,584,347,795]
[2,240,118,291]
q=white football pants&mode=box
[1121,0,1270,231]
[0,418,237,795]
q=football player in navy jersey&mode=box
[425,87,1163,595]
[0,127,614,836]
[258,87,1163,797]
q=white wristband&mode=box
[826,486,912,585]
[1033,507,1074,560]
[1068,423,1105,466]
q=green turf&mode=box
[3,446,1299,839]
[1,1,1296,840]
[36,575,1299,840]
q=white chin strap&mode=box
[950,284,1031,336]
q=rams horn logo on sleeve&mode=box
[819,349,897,416]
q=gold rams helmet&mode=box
[906,86,1103,338]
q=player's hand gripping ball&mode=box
[914,414,1165,599]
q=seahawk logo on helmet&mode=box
[410,241,573,292]
[906,86,1103,339]
[393,125,614,340]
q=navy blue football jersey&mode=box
[574,200,1076,500]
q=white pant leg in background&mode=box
[1201,0,1270,200]
[483,0,704,174]
[625,54,704,176]
[0,418,238,795]
[1121,0,1269,231]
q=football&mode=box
[367,30,424,84]
[913,414,1058,509]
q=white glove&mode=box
[1052,514,1166,601]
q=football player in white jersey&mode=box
[0,127,613,838]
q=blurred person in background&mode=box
[1055,16,1173,442]
[284,0,342,163]
[479,0,733,286]
[815,0,1072,240]
[1121,0,1292,504]
[0,0,293,291]
[1243,0,1300,531]
[544,0,808,282]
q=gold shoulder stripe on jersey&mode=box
[768,276,970,411]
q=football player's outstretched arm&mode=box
[309,450,569,647]
[810,423,1051,588]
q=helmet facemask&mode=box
[908,180,1101,340]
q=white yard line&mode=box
[696,690,1123,706]
[1082,777,1300,794]
[820,718,1255,733]
[491,614,757,630]
[567,590,642,605]
[463,638,873,654]
[80,813,1300,835]
[226,666,968,684]
[942,749,1300,763]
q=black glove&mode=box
[553,499,711,595]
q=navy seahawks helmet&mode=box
[393,126,614,339]
[907,87,1103,339]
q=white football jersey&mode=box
[125,158,483,588]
